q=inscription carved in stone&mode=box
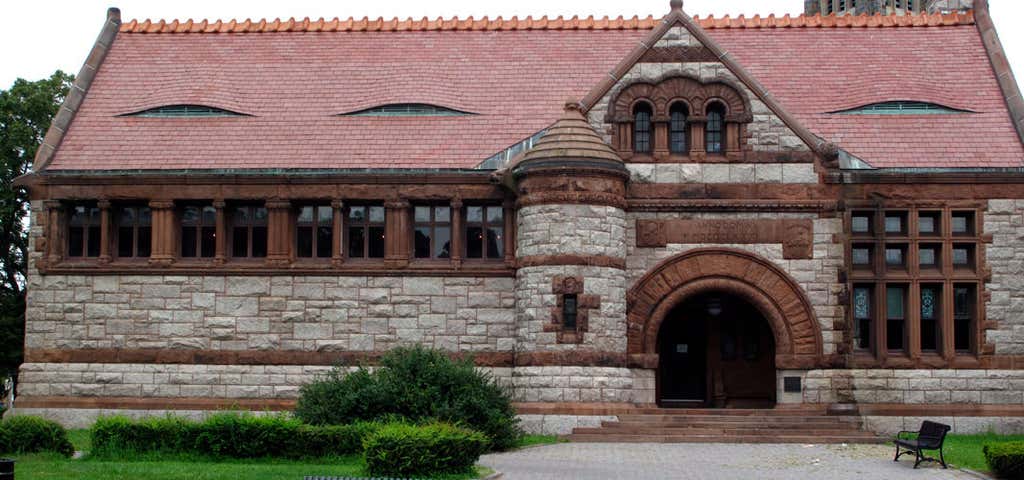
[635,218,813,259]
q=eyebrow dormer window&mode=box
[125,105,246,118]
[835,101,970,115]
[633,103,653,153]
[342,104,473,117]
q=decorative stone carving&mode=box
[635,218,814,259]
[545,275,602,344]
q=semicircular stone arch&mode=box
[627,248,824,369]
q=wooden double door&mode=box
[658,293,776,408]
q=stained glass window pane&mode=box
[921,288,936,320]
[853,288,871,320]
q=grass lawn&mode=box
[513,434,564,449]
[898,432,1024,473]
[4,429,492,480]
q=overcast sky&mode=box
[1,0,1021,91]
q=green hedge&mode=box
[295,345,521,450]
[363,422,488,477]
[985,441,1024,479]
[91,413,376,460]
[0,415,74,457]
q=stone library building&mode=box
[11,0,1024,438]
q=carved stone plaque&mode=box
[635,219,813,259]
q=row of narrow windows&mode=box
[847,208,983,358]
[632,101,727,155]
[65,202,505,263]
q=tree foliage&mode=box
[0,71,73,374]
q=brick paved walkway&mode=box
[481,443,979,479]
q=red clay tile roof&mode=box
[47,10,1022,171]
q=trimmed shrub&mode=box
[295,345,521,450]
[363,422,488,477]
[0,415,74,457]
[90,412,376,460]
[985,441,1024,479]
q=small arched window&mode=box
[706,102,726,154]
[633,103,653,154]
[669,103,689,154]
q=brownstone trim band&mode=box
[625,150,817,164]
[627,200,836,213]
[23,348,660,368]
[37,264,516,278]
[32,8,121,172]
[517,255,626,270]
[24,349,516,368]
[15,396,296,411]
[516,192,627,210]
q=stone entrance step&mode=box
[567,410,887,444]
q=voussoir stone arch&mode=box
[626,248,824,369]
[607,74,753,123]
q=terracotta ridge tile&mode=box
[118,10,975,33]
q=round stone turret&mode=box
[512,100,632,378]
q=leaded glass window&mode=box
[921,286,940,352]
[633,103,653,153]
[706,103,726,154]
[669,103,688,154]
[853,286,872,350]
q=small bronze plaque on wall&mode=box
[635,218,814,259]
[783,376,802,393]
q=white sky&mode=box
[1,0,1021,92]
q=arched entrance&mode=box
[627,248,825,407]
[658,291,776,407]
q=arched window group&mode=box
[610,77,751,161]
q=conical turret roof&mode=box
[514,100,622,168]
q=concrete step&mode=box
[604,421,863,429]
[615,414,862,423]
[611,417,862,426]
[566,433,889,444]
[574,427,870,436]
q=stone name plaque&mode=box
[636,218,813,259]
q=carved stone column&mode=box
[331,199,344,267]
[725,122,742,159]
[97,200,112,264]
[384,199,410,269]
[213,200,227,265]
[503,198,516,267]
[43,200,64,267]
[450,197,463,269]
[653,115,670,160]
[689,115,707,161]
[265,199,292,267]
[148,200,176,267]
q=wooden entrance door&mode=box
[658,293,776,408]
